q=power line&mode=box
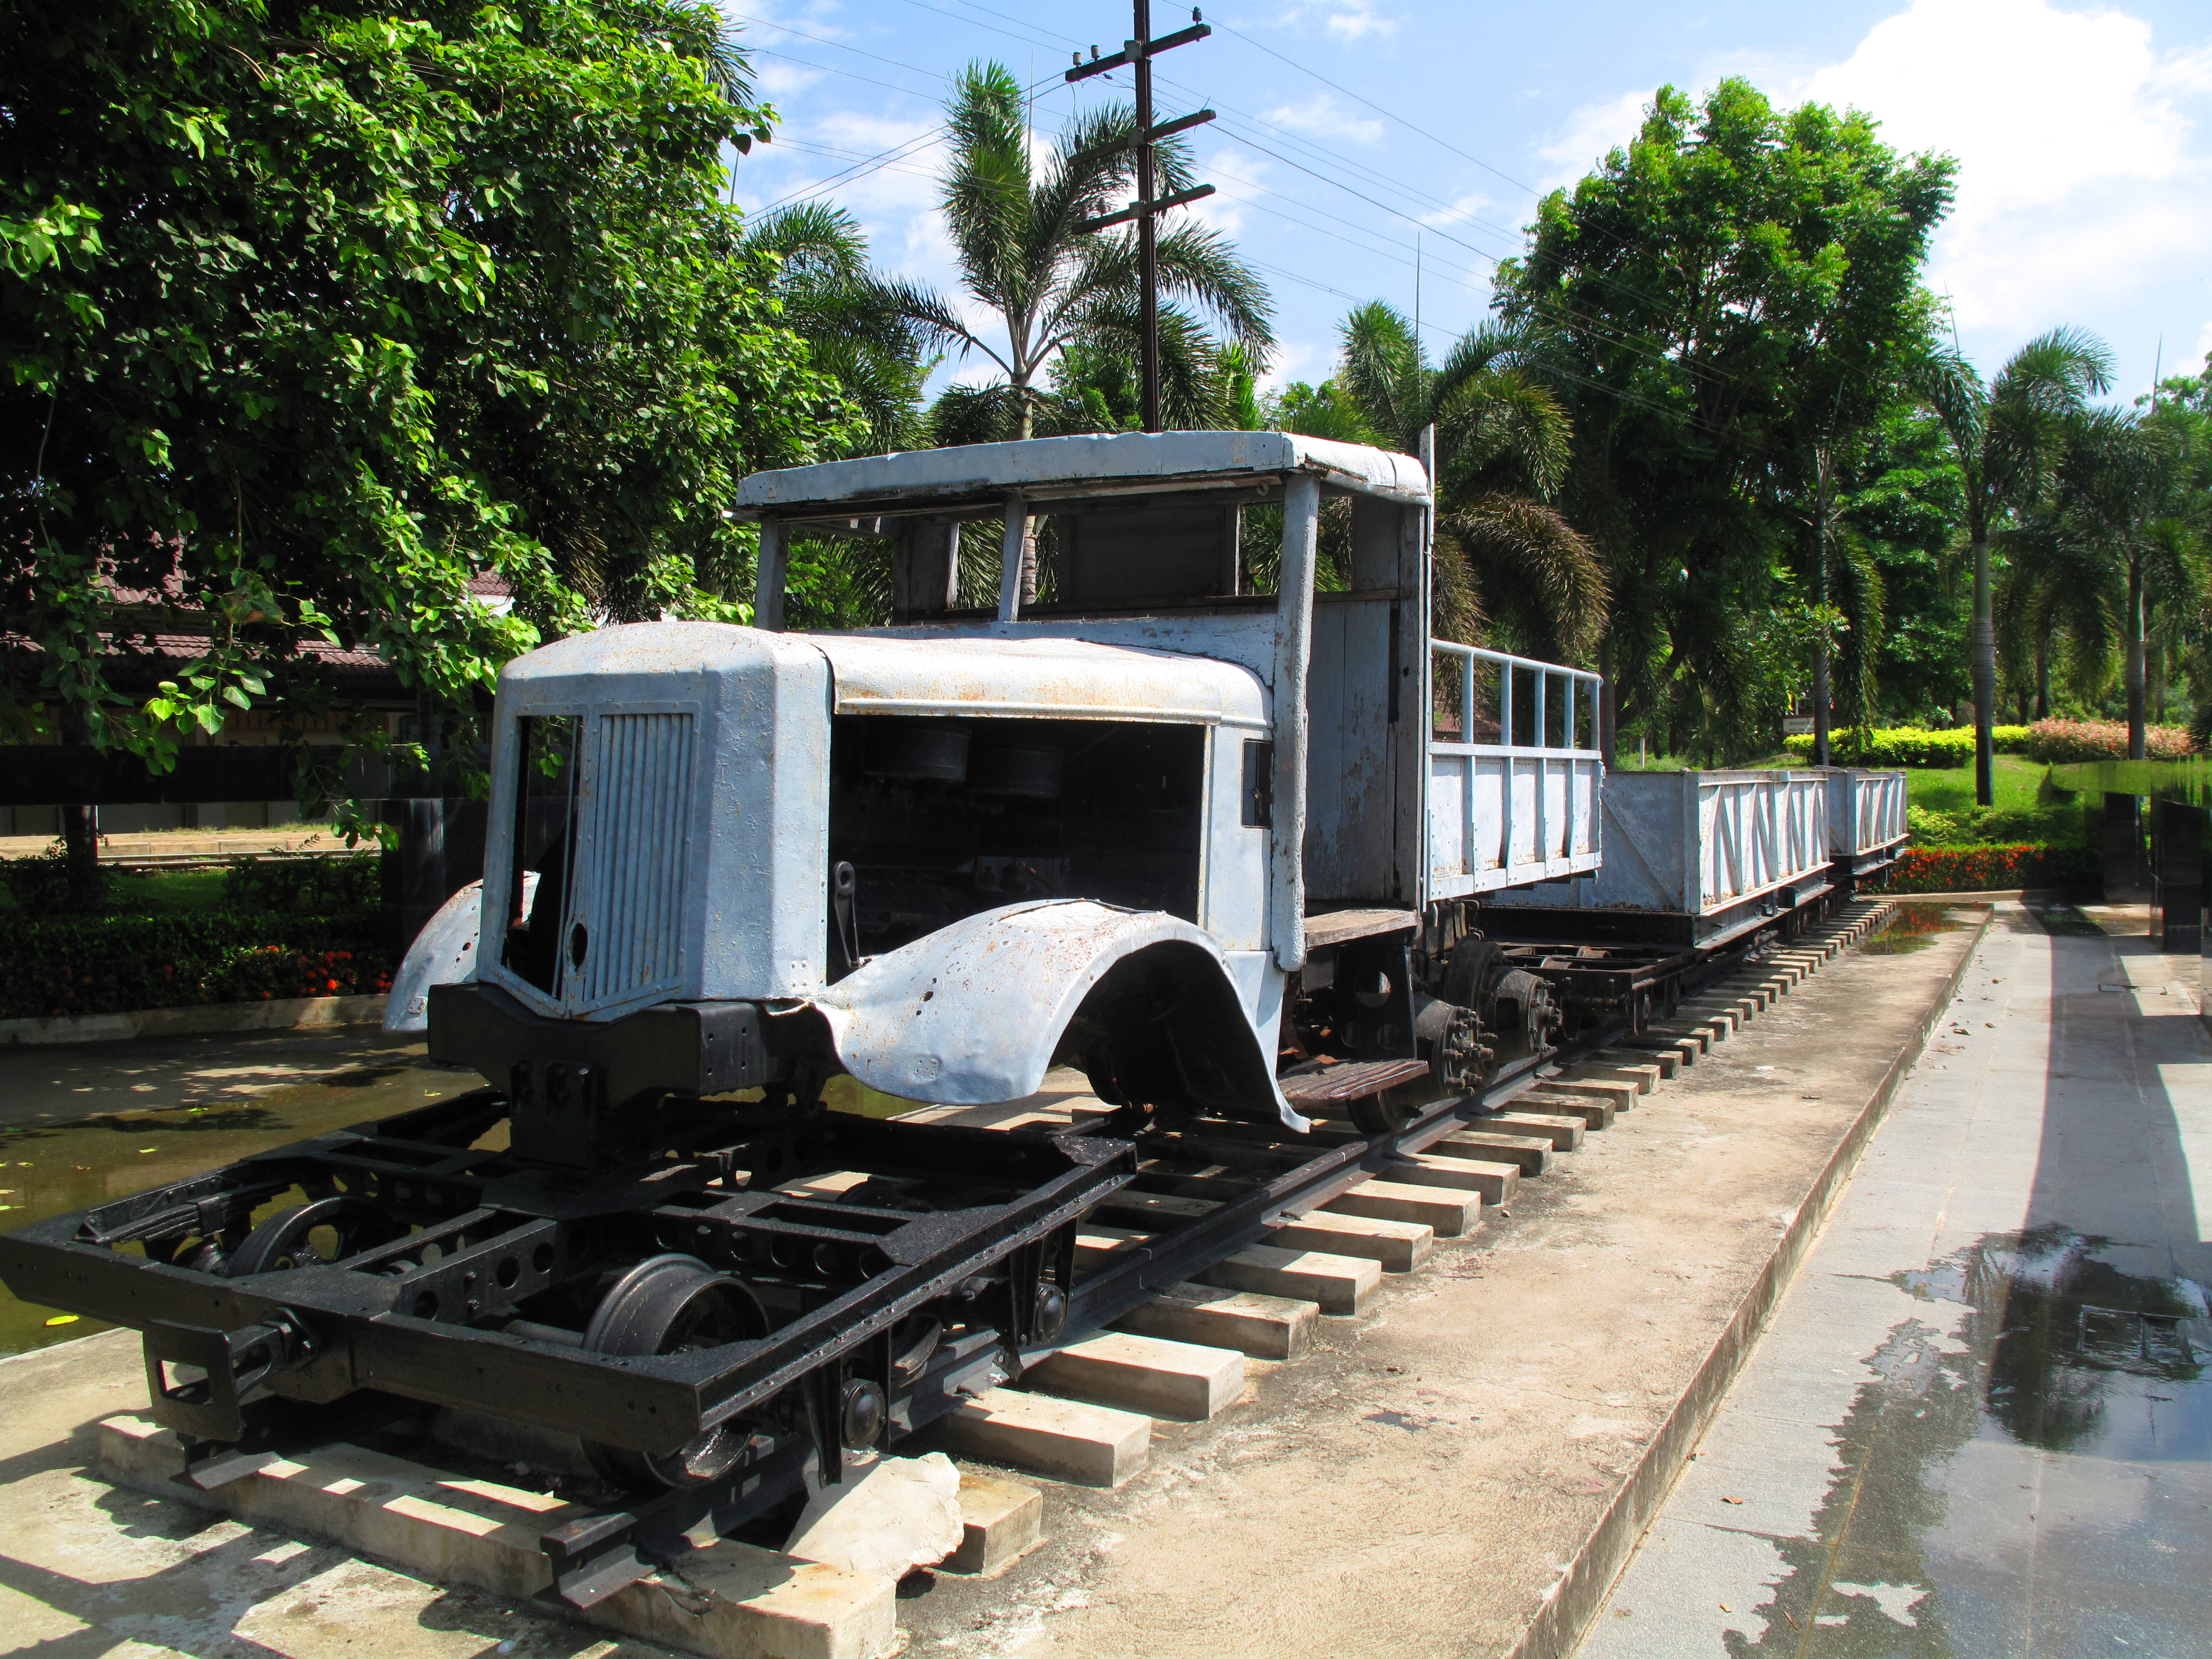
[1208,17,1541,199]
[766,5,1873,422]
[732,14,961,90]
[736,16,1893,454]
[744,45,948,103]
[897,0,1071,53]
[743,63,1072,216]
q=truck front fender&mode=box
[384,875,536,1035]
[813,900,1305,1133]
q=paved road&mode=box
[1579,902,2211,1657]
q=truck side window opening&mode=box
[826,713,1206,963]
[1241,739,1273,828]
[502,714,581,995]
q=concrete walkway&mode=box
[1579,902,2212,1657]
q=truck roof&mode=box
[734,431,1430,520]
[502,621,1270,728]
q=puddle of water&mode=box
[1893,1226,2211,1462]
[1727,1226,2211,1652]
[1861,905,1977,954]
[0,1058,479,1357]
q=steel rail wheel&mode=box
[581,1254,771,1489]
[223,1198,410,1276]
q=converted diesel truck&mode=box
[1,432,1616,1598]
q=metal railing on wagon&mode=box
[1427,642,1604,899]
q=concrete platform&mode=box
[1581,904,2212,1658]
[879,902,1981,1658]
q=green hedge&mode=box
[1783,726,2034,767]
[1787,718,2198,767]
[1870,843,2096,894]
[0,912,394,1020]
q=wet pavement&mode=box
[0,1027,481,1356]
[1579,902,2212,1658]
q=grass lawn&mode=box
[1,867,245,915]
[1904,753,2060,814]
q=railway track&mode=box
[90,897,1902,1658]
[59,899,1898,1639]
[920,897,1900,1458]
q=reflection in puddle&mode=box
[1896,1228,2209,1461]
[1862,906,1975,955]
[0,1060,479,1357]
[1727,1227,2211,1654]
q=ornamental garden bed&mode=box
[0,852,393,1021]
[1870,842,2097,895]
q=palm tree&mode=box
[1920,329,2112,803]
[737,202,931,457]
[2050,407,2204,756]
[891,62,1273,443]
[1995,515,2116,720]
[1306,302,1606,659]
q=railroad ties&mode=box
[95,897,1899,1659]
[899,898,1899,1493]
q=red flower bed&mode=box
[1872,844,2095,894]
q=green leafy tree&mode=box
[1919,329,2112,797]
[2,0,855,883]
[1842,406,1969,724]
[897,62,1273,444]
[1493,79,1954,762]
[1325,303,1606,659]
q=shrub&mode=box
[0,913,394,1019]
[2021,718,2196,763]
[1871,843,2096,894]
[223,852,383,914]
[0,843,120,916]
[1904,800,2089,848]
[1783,726,2035,767]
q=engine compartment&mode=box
[825,713,1207,967]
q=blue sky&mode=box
[723,0,2212,405]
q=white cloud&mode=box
[1262,93,1385,146]
[1529,2,2212,342]
[1798,0,2212,334]
[736,112,953,280]
[1258,339,1333,392]
[1420,189,1497,229]
[1325,5,1398,40]
[1534,87,1650,189]
[1274,1,1400,40]
[1191,145,1271,235]
[753,58,828,97]
[2192,320,2212,376]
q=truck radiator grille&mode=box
[563,711,695,1011]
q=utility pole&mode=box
[1812,441,1832,768]
[1068,6,1216,433]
